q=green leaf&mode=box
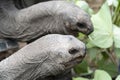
[107,0,118,7]
[116,75,120,80]
[94,70,112,80]
[74,60,88,74]
[115,48,120,58]
[73,77,89,80]
[76,1,89,10]
[113,25,120,48]
[86,40,96,48]
[89,2,113,48]
[97,59,118,77]
[87,48,100,60]
[75,1,93,15]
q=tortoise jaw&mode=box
[76,26,94,35]
[67,25,94,37]
[61,56,85,69]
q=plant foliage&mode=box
[68,0,120,80]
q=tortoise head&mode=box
[40,34,86,75]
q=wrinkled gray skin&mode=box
[0,0,93,43]
[0,34,86,80]
[0,0,92,80]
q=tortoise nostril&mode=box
[69,48,79,55]
[77,22,86,28]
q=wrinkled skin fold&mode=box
[0,34,86,80]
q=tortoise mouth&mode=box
[68,27,92,37]
[61,55,85,69]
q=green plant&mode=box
[69,0,120,80]
[73,70,112,80]
[113,0,120,26]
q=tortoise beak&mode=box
[61,54,86,69]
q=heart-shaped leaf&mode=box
[94,70,112,80]
[89,2,113,48]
